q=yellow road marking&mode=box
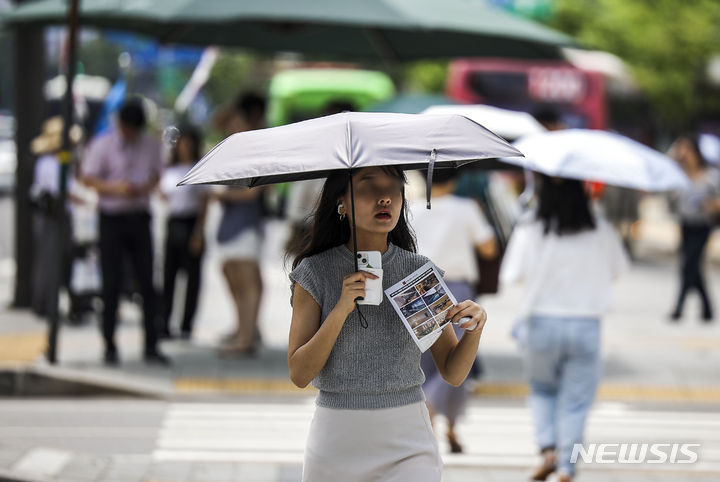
[175,378,315,394]
[679,338,720,349]
[174,378,720,403]
[0,333,46,363]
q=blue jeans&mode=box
[524,315,601,476]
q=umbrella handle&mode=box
[349,169,360,275]
[348,169,369,329]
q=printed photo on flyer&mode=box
[385,261,458,352]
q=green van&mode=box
[267,68,395,127]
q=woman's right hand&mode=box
[336,271,379,315]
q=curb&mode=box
[0,365,161,398]
[0,468,45,482]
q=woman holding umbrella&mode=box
[500,175,629,482]
[177,111,524,480]
[288,166,487,481]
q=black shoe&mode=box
[158,328,174,340]
[702,312,714,323]
[104,348,119,367]
[669,311,682,322]
[144,350,171,366]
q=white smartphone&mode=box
[356,251,383,305]
[356,251,382,270]
[453,316,477,331]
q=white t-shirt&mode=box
[409,195,495,283]
[31,154,78,197]
[500,215,629,318]
[160,164,209,217]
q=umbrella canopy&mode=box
[503,129,690,192]
[422,104,546,141]
[178,112,523,188]
[180,111,523,273]
[5,0,574,60]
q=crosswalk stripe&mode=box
[153,402,720,473]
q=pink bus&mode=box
[446,58,608,130]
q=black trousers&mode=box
[673,223,713,317]
[31,212,72,318]
[99,212,158,354]
[162,216,202,335]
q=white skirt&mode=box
[215,228,261,261]
[303,401,442,482]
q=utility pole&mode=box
[46,0,80,364]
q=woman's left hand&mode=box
[444,300,487,334]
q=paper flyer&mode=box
[385,261,458,352]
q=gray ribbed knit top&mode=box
[289,243,441,410]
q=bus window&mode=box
[447,59,606,130]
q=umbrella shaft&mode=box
[349,170,359,273]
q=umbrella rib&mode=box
[345,117,352,168]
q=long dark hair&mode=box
[680,133,708,168]
[536,174,595,236]
[290,166,417,270]
[170,124,202,166]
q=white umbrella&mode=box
[180,112,521,187]
[699,133,720,165]
[421,104,546,141]
[179,111,522,269]
[502,129,690,191]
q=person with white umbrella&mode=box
[178,111,523,481]
[498,127,695,480]
[500,174,629,482]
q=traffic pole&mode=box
[47,0,80,364]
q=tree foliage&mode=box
[401,60,448,93]
[550,0,720,129]
[204,51,258,107]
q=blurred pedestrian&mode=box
[668,134,720,322]
[29,117,83,318]
[500,175,629,482]
[214,93,267,356]
[158,125,209,340]
[410,168,497,453]
[81,98,169,366]
[288,166,487,481]
[285,101,356,256]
